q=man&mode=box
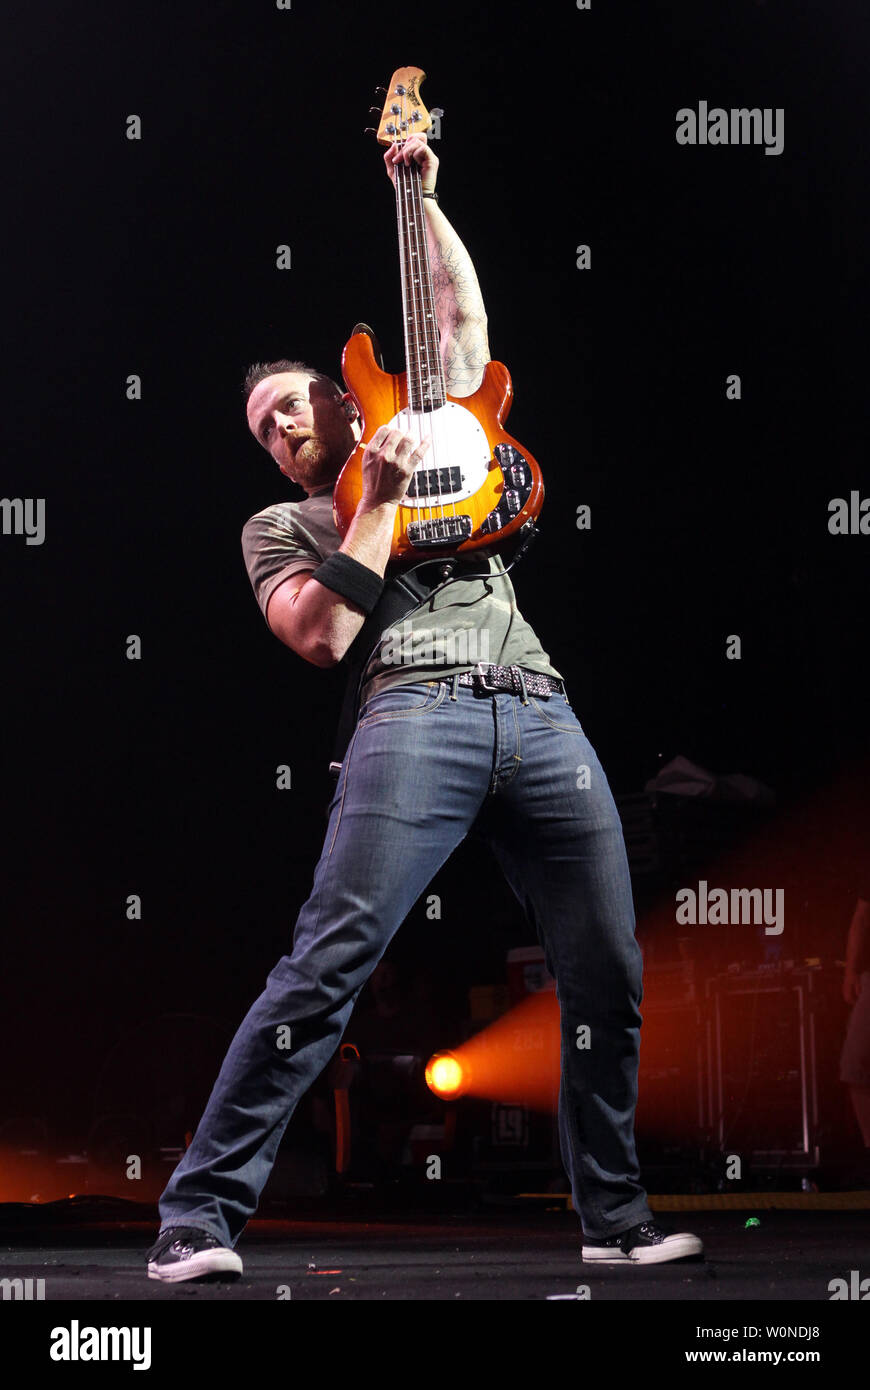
[147,133,703,1282]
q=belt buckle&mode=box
[473,662,500,693]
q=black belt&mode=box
[454,664,565,697]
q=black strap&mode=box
[328,557,466,775]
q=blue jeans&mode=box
[158,678,653,1243]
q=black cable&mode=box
[351,525,541,710]
[394,523,540,607]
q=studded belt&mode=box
[455,664,565,697]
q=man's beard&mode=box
[286,435,343,491]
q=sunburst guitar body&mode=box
[332,66,543,564]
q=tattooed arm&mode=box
[424,200,491,396]
[384,133,491,397]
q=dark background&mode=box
[1,0,867,1152]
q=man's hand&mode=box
[383,131,438,194]
[267,425,431,667]
[360,426,431,509]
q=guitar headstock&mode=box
[373,66,432,145]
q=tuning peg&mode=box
[373,85,387,95]
[369,105,382,115]
[363,127,379,137]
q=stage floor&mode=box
[2,1208,869,1301]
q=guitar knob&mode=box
[503,490,522,516]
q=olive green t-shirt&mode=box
[241,489,562,703]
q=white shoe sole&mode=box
[583,1233,704,1265]
[147,1249,243,1282]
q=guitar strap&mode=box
[328,556,471,778]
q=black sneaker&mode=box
[582,1220,704,1265]
[146,1226,243,1283]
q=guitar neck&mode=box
[394,151,447,413]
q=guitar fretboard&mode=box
[394,151,447,413]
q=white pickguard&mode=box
[383,403,492,508]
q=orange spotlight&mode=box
[425,1051,468,1098]
[425,989,562,1112]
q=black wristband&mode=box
[312,551,385,614]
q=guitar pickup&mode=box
[405,465,463,499]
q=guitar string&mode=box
[392,134,413,514]
[392,137,415,532]
[389,131,411,525]
[396,141,440,530]
[396,118,450,534]
[397,148,430,522]
[406,141,460,531]
[394,141,425,534]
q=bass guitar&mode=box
[332,66,544,563]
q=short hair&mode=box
[242,359,343,403]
